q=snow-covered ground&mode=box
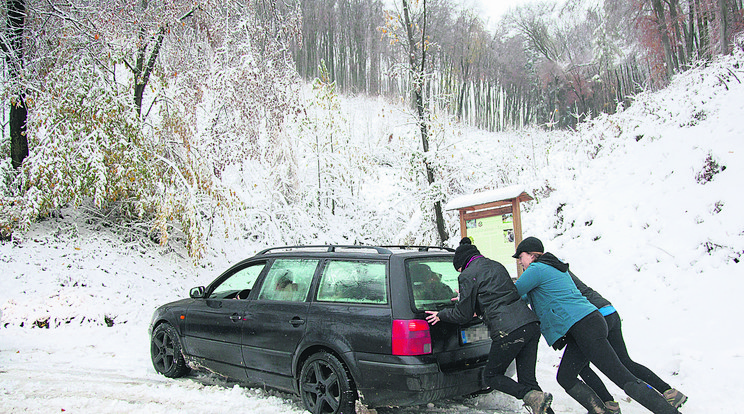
[2,51,744,413]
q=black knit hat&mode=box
[512,236,544,258]
[453,237,480,270]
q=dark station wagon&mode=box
[149,245,491,413]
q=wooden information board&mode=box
[446,186,533,278]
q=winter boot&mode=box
[662,388,688,409]
[623,380,681,414]
[604,400,621,414]
[565,381,610,414]
[522,390,553,414]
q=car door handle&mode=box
[289,317,305,327]
[230,313,242,322]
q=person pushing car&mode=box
[425,237,554,414]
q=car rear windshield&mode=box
[406,258,459,310]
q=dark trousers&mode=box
[483,321,542,399]
[579,311,672,401]
[556,311,638,391]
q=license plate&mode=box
[460,324,489,345]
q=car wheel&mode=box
[299,351,357,414]
[151,323,190,378]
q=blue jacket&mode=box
[514,253,597,346]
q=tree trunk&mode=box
[686,0,697,60]
[133,26,166,117]
[651,0,675,79]
[668,0,688,69]
[7,0,28,169]
[401,0,448,245]
[719,0,729,54]
[695,0,711,59]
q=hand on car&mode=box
[425,311,440,325]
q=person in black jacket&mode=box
[569,271,688,413]
[425,237,553,414]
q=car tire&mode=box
[299,351,357,414]
[151,323,190,378]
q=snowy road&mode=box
[0,325,308,414]
[0,324,663,414]
[0,325,524,414]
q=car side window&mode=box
[210,263,266,299]
[258,258,319,302]
[317,260,387,304]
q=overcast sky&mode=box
[386,0,535,22]
[383,0,565,28]
[476,0,524,22]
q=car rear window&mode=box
[317,260,387,304]
[407,259,459,310]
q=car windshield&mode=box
[406,258,459,310]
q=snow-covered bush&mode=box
[0,56,150,230]
[0,53,224,258]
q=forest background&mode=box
[1,0,743,258]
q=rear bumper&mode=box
[355,357,487,407]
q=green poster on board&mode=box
[465,213,518,279]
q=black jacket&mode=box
[568,270,612,310]
[438,256,538,339]
[536,252,569,272]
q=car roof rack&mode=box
[255,245,455,255]
[379,245,455,252]
[256,245,395,255]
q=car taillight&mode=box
[392,319,432,355]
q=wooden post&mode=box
[512,197,524,277]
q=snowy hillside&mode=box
[2,50,743,413]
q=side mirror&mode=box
[190,286,206,298]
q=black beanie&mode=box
[512,236,544,258]
[453,237,480,270]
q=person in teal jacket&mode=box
[513,237,680,414]
[570,271,687,413]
